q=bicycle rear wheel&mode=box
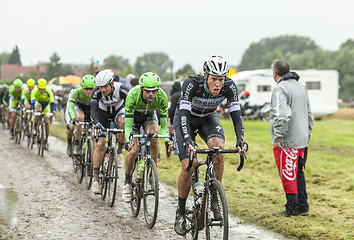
[37,123,42,155]
[40,122,45,157]
[27,122,32,148]
[185,198,199,240]
[143,158,159,229]
[131,158,141,217]
[107,150,118,207]
[204,179,229,240]
[84,138,94,190]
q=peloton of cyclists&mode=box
[173,55,248,236]
[64,74,96,156]
[90,69,129,194]
[31,78,55,149]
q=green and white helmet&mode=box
[139,72,161,90]
[81,74,96,88]
[13,79,23,87]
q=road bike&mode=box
[129,132,170,229]
[33,112,53,157]
[72,121,94,189]
[14,106,23,144]
[95,120,124,207]
[184,147,247,240]
[1,105,8,129]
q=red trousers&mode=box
[273,146,305,194]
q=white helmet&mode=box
[95,69,115,86]
[203,55,229,76]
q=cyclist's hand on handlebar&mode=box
[187,142,197,155]
[72,118,79,126]
[236,141,248,155]
[165,140,174,152]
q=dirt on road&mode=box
[0,129,286,240]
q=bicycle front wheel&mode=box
[40,122,45,157]
[84,138,94,190]
[143,158,159,229]
[131,158,141,217]
[204,179,229,240]
[107,150,118,207]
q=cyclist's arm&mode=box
[225,79,244,146]
[119,84,129,100]
[124,90,136,142]
[90,87,100,125]
[157,89,169,142]
[178,78,196,146]
[68,89,78,120]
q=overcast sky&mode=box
[1,0,353,73]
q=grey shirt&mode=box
[270,72,314,149]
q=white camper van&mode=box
[230,69,339,117]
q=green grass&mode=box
[50,112,354,239]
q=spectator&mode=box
[130,77,139,88]
[168,81,181,125]
[270,60,314,217]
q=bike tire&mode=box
[27,123,32,148]
[37,124,42,155]
[101,150,109,200]
[204,179,229,240]
[131,157,141,217]
[107,150,118,207]
[143,158,159,229]
[184,195,199,240]
[40,126,45,157]
[76,138,84,184]
[84,138,94,190]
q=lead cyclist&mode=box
[173,55,248,236]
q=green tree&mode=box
[103,55,129,70]
[238,35,319,70]
[0,52,11,65]
[8,45,22,65]
[46,52,62,79]
[334,45,354,100]
[176,64,195,79]
[134,52,173,79]
[61,64,74,76]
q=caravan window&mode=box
[257,85,271,92]
[306,81,321,90]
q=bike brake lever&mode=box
[243,152,248,161]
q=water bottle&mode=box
[137,159,144,178]
[194,181,204,206]
[104,153,109,170]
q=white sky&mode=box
[1,0,353,72]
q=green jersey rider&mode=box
[21,79,36,124]
[9,79,24,139]
[122,72,174,203]
[31,78,55,149]
[64,75,96,156]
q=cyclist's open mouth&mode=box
[212,88,220,95]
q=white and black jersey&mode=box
[90,82,129,126]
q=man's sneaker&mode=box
[174,209,187,236]
[73,142,80,156]
[122,183,132,203]
[10,129,15,139]
[117,153,124,168]
[272,211,291,217]
[66,144,73,156]
[299,210,309,216]
[92,181,101,194]
[32,129,37,137]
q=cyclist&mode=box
[123,72,173,203]
[21,79,36,123]
[31,78,55,149]
[173,55,248,236]
[0,84,10,128]
[64,74,96,156]
[9,79,24,139]
[90,69,129,194]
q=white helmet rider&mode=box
[95,69,115,86]
[203,55,229,76]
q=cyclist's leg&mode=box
[33,101,42,131]
[122,137,138,202]
[92,136,105,193]
[42,103,51,142]
[74,108,84,139]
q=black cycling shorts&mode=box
[95,107,124,129]
[131,110,159,134]
[173,108,225,161]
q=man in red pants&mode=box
[270,60,314,217]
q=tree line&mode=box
[1,35,353,100]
